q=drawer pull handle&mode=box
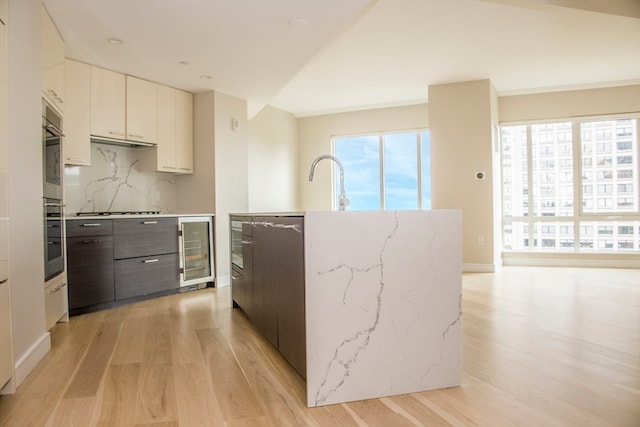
[52,283,66,292]
[82,239,102,244]
[144,259,159,263]
[143,221,158,225]
[0,278,7,285]
[82,223,101,227]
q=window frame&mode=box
[500,115,640,254]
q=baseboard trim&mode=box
[14,332,51,388]
[502,257,640,269]
[463,263,496,273]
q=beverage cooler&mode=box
[178,216,215,289]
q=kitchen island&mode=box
[230,210,462,407]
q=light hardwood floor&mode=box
[0,267,638,426]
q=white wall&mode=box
[248,106,298,212]
[429,80,497,271]
[499,84,640,123]
[297,104,428,210]
[6,0,49,390]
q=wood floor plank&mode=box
[95,363,141,427]
[307,403,364,427]
[64,320,122,398]
[344,399,419,427]
[227,332,319,427]
[173,362,225,427]
[196,327,265,422]
[135,311,177,425]
[45,396,97,427]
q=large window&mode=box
[333,131,431,210]
[501,118,639,253]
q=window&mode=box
[333,131,431,210]
[501,118,639,253]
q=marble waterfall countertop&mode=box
[234,210,463,407]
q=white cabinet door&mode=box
[90,66,126,140]
[64,59,91,165]
[126,76,157,144]
[41,6,65,112]
[175,89,193,173]
[156,84,177,172]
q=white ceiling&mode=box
[43,0,640,118]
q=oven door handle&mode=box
[44,202,66,208]
[44,123,65,138]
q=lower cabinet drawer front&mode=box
[67,236,115,309]
[115,253,179,300]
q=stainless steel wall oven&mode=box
[42,100,64,280]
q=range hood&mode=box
[90,135,156,148]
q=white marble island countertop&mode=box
[304,210,462,406]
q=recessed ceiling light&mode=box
[179,61,190,66]
[288,18,307,27]
[200,74,212,80]
[107,37,124,45]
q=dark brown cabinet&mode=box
[231,215,306,378]
[66,217,179,314]
[113,217,179,300]
[66,220,114,312]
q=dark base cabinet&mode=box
[66,217,180,315]
[66,235,115,311]
[231,215,306,378]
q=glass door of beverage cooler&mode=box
[178,216,215,289]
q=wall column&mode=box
[429,79,499,271]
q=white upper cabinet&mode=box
[41,6,65,112]
[64,60,91,166]
[90,66,126,140]
[156,84,177,172]
[140,86,193,174]
[126,76,157,144]
[175,89,193,173]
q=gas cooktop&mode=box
[76,211,162,216]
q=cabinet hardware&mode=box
[129,133,144,139]
[66,157,87,162]
[109,131,125,136]
[82,239,102,244]
[82,223,101,227]
[142,221,158,225]
[144,259,159,263]
[52,283,66,292]
[0,278,7,285]
[44,202,65,207]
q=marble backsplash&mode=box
[64,143,177,215]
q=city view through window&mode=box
[501,118,639,252]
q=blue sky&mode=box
[334,131,431,210]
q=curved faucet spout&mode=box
[308,155,349,211]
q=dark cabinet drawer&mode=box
[113,217,178,259]
[114,253,179,300]
[66,219,113,237]
[66,235,115,310]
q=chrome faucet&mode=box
[308,155,349,211]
